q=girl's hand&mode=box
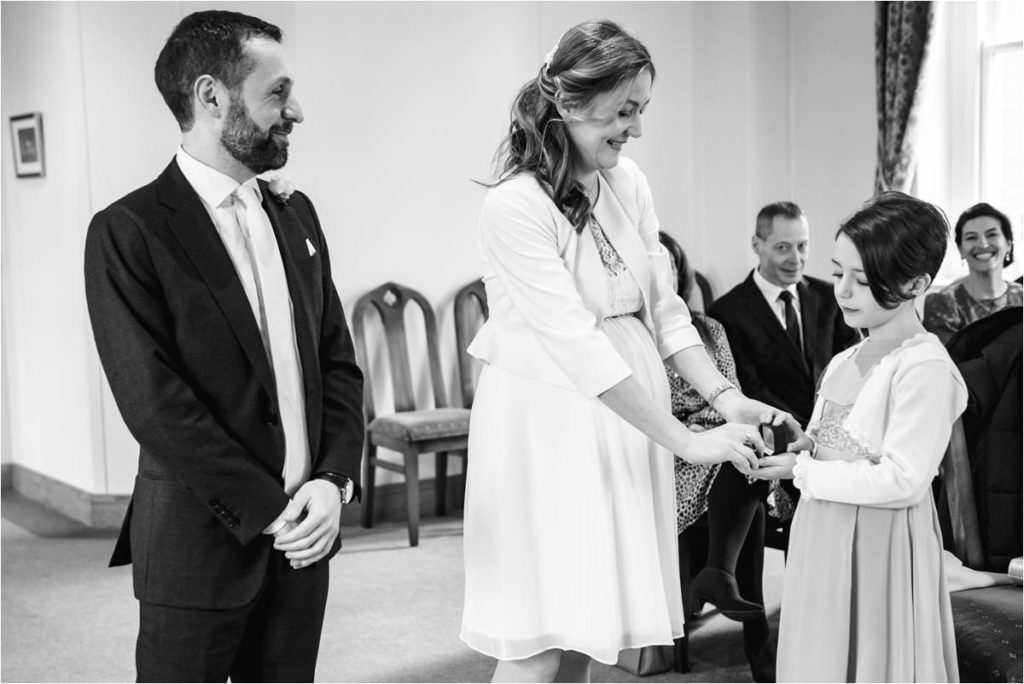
[785,428,815,454]
[682,422,765,475]
[752,453,797,480]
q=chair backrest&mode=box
[352,282,448,423]
[693,270,714,313]
[453,278,489,408]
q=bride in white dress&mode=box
[460,20,798,683]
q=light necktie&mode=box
[232,184,310,494]
[778,290,802,351]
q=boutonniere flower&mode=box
[267,176,296,207]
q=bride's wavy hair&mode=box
[486,20,655,233]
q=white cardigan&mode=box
[794,333,968,508]
[468,157,702,399]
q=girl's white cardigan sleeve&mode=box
[794,340,968,508]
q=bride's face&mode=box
[562,69,652,179]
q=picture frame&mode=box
[10,113,45,178]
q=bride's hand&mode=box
[680,422,764,475]
[716,392,801,435]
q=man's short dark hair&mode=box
[755,201,804,239]
[154,10,282,131]
[837,191,949,310]
[954,202,1015,267]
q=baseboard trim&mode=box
[6,462,464,530]
[9,464,129,529]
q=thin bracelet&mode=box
[707,382,737,408]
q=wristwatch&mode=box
[314,472,357,504]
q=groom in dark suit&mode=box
[84,11,363,682]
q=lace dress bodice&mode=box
[590,218,643,317]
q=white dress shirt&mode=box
[175,147,311,497]
[752,267,803,347]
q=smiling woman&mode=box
[923,202,1023,343]
[460,18,797,684]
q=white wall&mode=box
[1,2,101,491]
[1,1,876,496]
[790,2,876,278]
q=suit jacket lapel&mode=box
[798,280,819,370]
[157,160,277,399]
[740,273,809,375]
[260,183,320,442]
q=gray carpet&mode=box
[1,490,783,682]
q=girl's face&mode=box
[831,233,906,333]
[562,69,652,179]
[959,216,1009,275]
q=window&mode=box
[979,1,1023,242]
[916,1,1023,286]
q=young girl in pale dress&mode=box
[461,20,798,683]
[757,192,967,682]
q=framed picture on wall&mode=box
[10,113,45,178]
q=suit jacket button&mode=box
[266,411,279,426]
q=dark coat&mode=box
[708,271,860,428]
[84,159,364,609]
[946,305,1022,572]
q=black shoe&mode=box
[689,567,764,622]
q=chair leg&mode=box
[435,451,448,517]
[361,442,377,528]
[405,447,421,547]
[673,635,691,674]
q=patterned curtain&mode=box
[874,1,935,194]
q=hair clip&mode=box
[543,31,568,75]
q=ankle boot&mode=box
[690,567,764,622]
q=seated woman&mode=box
[924,202,1023,344]
[660,231,776,682]
[659,231,738,535]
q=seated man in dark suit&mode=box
[691,202,860,676]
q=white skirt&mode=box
[460,315,684,665]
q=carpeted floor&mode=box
[1,490,784,683]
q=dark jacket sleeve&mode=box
[293,193,365,488]
[84,204,290,544]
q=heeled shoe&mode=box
[689,567,764,622]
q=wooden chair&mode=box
[453,278,489,408]
[352,282,470,547]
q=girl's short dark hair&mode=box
[837,191,949,309]
[954,202,1015,267]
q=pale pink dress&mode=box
[778,336,962,682]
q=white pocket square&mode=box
[306,238,317,257]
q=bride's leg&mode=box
[492,650,563,683]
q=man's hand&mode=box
[273,479,343,569]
